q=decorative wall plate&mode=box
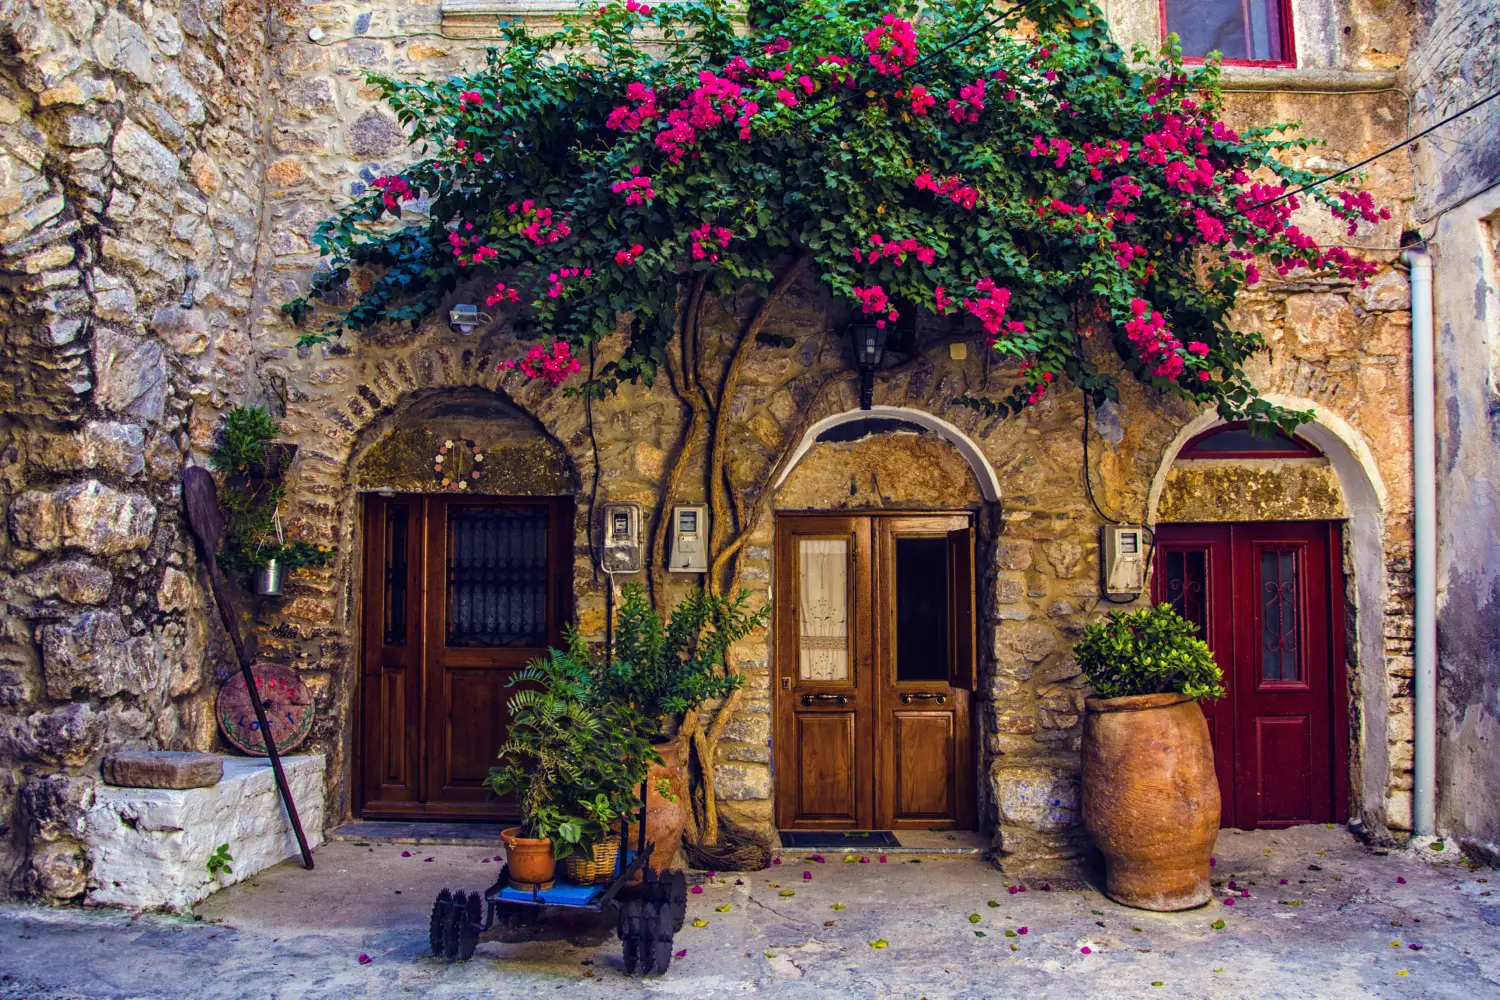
[217,662,315,756]
[433,438,486,491]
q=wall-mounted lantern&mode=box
[848,322,888,410]
[448,304,490,336]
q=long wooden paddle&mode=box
[182,466,314,870]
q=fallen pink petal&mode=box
[803,871,812,880]
[1397,877,1407,884]
[357,954,372,965]
[423,857,434,862]
[1223,898,1235,906]
[772,858,782,865]
[1240,890,1250,897]
[860,857,870,863]
[674,949,687,959]
[401,851,411,858]
[1081,946,1093,955]
[691,886,704,894]
[1280,878,1289,884]
[1409,944,1424,950]
[1018,927,1029,935]
[879,856,887,863]
[1210,858,1217,867]
[493,855,503,862]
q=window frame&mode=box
[1158,0,1299,69]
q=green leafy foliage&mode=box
[484,639,655,856]
[205,843,233,877]
[210,407,333,574]
[1074,603,1225,701]
[287,0,1389,432]
[596,582,768,730]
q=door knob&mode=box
[802,692,849,706]
[900,692,947,705]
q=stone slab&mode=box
[326,821,510,846]
[102,751,223,789]
[85,754,324,912]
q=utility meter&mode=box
[600,502,642,574]
[1101,523,1147,597]
[667,504,709,573]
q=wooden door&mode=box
[1154,521,1347,829]
[775,513,975,831]
[359,494,573,820]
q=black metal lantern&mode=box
[848,322,888,409]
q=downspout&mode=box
[1405,247,1436,837]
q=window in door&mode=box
[1161,0,1295,66]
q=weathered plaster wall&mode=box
[1408,0,1500,861]
[0,0,271,900]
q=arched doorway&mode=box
[1152,421,1350,829]
[770,408,996,832]
[353,390,578,820]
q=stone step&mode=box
[102,751,222,789]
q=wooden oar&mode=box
[182,466,314,870]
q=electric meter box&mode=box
[667,504,709,573]
[1101,523,1147,596]
[600,502,642,574]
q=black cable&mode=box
[1225,87,1500,221]
[585,342,603,584]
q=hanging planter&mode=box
[255,557,284,596]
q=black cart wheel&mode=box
[619,899,645,974]
[456,890,482,961]
[442,890,469,959]
[429,888,452,957]
[666,870,687,932]
[649,900,676,974]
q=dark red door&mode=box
[1154,522,1347,829]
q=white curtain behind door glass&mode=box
[799,538,850,681]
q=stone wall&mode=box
[0,0,1431,901]
[1409,0,1500,859]
[0,0,270,899]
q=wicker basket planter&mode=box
[563,837,621,885]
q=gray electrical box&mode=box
[667,504,709,573]
[601,502,642,574]
[1101,524,1147,597]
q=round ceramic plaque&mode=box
[216,663,315,756]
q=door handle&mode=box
[802,692,849,706]
[900,692,948,705]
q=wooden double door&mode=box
[1153,521,1349,829]
[359,494,573,820]
[775,514,976,830]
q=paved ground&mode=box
[0,825,1496,999]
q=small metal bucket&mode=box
[255,558,284,596]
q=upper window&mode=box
[1162,0,1295,67]
[1179,422,1321,460]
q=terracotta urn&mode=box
[1081,692,1220,911]
[625,738,686,874]
[501,827,557,889]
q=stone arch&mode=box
[772,404,1002,503]
[1145,395,1392,830]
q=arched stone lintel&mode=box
[773,405,1002,502]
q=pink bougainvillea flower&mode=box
[1397,877,1407,884]
[803,871,813,880]
[771,857,782,865]
[860,856,870,864]
[1080,946,1092,955]
[357,953,372,965]
[1223,898,1234,906]
[493,855,503,861]
[878,856,887,863]
[401,850,412,858]
[481,857,490,863]
[1018,926,1029,935]
[811,855,825,863]
[691,885,704,894]
[674,948,687,959]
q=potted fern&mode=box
[1075,603,1226,911]
[485,644,651,888]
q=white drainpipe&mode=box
[1406,247,1436,837]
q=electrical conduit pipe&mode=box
[1405,246,1436,838]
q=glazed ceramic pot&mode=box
[1081,692,1220,911]
[501,827,557,889]
[625,738,686,874]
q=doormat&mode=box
[779,831,902,849]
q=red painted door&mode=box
[1154,522,1347,829]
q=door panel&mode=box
[794,713,860,824]
[776,513,975,831]
[776,516,873,829]
[1154,520,1345,830]
[359,494,572,821]
[893,712,953,819]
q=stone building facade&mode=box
[0,0,1439,902]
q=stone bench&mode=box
[86,754,325,912]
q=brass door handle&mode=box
[802,692,849,706]
[900,692,948,705]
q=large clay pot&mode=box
[501,827,557,889]
[1082,692,1220,911]
[625,738,686,874]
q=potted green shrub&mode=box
[210,406,330,594]
[1075,603,1226,911]
[485,644,652,888]
[592,584,767,871]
